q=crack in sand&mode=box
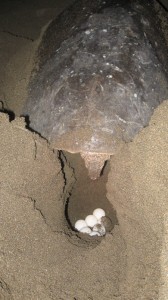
[2,30,34,42]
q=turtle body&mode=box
[24,0,168,179]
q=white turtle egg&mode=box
[93,208,105,220]
[79,227,92,234]
[85,215,98,227]
[75,219,87,231]
[89,231,101,237]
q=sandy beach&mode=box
[0,1,168,299]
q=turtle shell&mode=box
[24,0,168,178]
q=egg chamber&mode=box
[61,151,118,243]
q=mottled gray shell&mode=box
[24,0,168,178]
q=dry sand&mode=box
[0,0,168,299]
[107,101,168,299]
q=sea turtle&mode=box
[23,0,168,179]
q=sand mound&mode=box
[107,100,168,299]
[0,101,168,299]
[0,113,125,299]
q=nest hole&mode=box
[62,151,118,246]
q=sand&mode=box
[0,0,168,299]
[107,101,168,299]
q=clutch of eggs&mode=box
[74,208,106,237]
